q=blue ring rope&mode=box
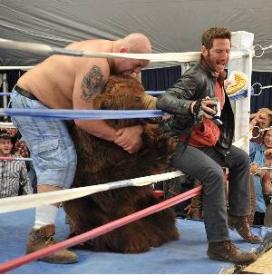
[0,89,249,120]
[1,109,164,120]
[145,91,165,95]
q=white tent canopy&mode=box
[0,0,271,71]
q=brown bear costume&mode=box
[64,75,179,253]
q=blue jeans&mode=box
[10,89,77,188]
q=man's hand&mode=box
[190,97,217,120]
[251,111,270,127]
[250,162,260,175]
[200,99,217,119]
[114,125,144,154]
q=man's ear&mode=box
[201,45,208,57]
[120,47,128,53]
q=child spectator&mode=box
[0,129,33,198]
[5,127,30,158]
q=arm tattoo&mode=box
[80,65,106,102]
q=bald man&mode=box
[11,33,152,264]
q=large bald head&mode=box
[121,33,152,54]
[111,33,152,77]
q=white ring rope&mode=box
[0,171,183,214]
[0,66,34,71]
[0,122,16,129]
[0,134,248,214]
[0,38,248,63]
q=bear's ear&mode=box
[103,76,120,94]
[93,74,146,110]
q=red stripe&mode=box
[0,157,19,161]
[0,157,31,161]
[0,185,202,273]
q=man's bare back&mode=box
[17,40,113,109]
[15,33,152,150]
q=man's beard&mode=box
[205,54,218,72]
[201,55,227,80]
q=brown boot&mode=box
[207,240,257,264]
[185,195,203,219]
[26,224,78,264]
[228,215,262,244]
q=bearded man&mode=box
[156,27,261,264]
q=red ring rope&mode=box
[0,156,32,161]
[0,185,202,273]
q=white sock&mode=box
[33,205,58,229]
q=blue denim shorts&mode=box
[10,89,77,188]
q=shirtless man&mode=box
[10,33,152,264]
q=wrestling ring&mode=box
[0,32,272,274]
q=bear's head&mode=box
[93,75,156,110]
[91,75,157,129]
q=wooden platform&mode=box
[243,248,272,274]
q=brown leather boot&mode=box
[185,195,203,219]
[26,224,78,264]
[207,240,257,264]
[228,215,262,244]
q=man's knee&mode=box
[234,147,250,168]
[201,165,226,198]
[203,165,225,183]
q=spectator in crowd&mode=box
[0,129,33,198]
[262,148,272,226]
[251,129,272,227]
[250,108,272,144]
[4,127,30,158]
[250,139,268,225]
[3,127,37,192]
[250,117,272,226]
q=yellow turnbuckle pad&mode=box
[226,71,248,95]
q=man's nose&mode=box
[223,51,230,58]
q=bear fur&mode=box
[64,75,179,253]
